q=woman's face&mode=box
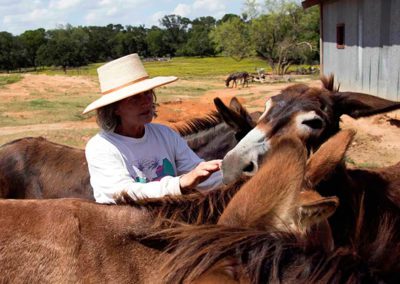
[115,90,155,127]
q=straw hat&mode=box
[83,53,177,114]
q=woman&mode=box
[83,54,222,204]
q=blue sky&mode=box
[0,0,248,35]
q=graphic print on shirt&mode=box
[132,157,175,183]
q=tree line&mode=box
[0,1,319,74]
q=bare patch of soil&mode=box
[0,74,98,101]
[1,74,399,167]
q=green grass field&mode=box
[35,56,273,78]
[35,56,317,79]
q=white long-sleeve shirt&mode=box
[85,123,222,203]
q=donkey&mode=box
[218,75,400,246]
[225,72,250,88]
[220,75,400,183]
[157,131,400,283]
[0,98,258,200]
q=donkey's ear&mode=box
[229,97,256,127]
[332,91,400,118]
[298,195,339,228]
[306,129,355,186]
[214,97,253,133]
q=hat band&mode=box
[102,76,150,95]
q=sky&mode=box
[0,0,249,35]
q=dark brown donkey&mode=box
[0,98,257,200]
[221,75,400,183]
[218,75,400,246]
[158,131,400,283]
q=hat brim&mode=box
[83,76,178,114]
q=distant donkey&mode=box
[225,72,250,88]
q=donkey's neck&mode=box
[185,123,237,160]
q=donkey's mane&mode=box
[173,111,223,137]
[114,178,246,225]
[158,211,400,284]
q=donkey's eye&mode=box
[302,118,323,129]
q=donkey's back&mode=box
[0,137,93,200]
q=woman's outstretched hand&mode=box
[179,160,222,193]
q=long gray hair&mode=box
[96,90,158,132]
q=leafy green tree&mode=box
[18,29,47,70]
[181,16,216,56]
[242,0,260,20]
[210,17,253,61]
[146,26,167,57]
[160,14,190,55]
[251,1,318,74]
[37,25,90,72]
[0,32,21,71]
[217,14,241,24]
[84,26,113,62]
[112,25,148,58]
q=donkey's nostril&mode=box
[243,162,255,173]
[302,118,323,130]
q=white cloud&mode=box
[28,8,50,19]
[85,11,98,24]
[50,0,82,10]
[173,3,191,17]
[193,0,225,12]
[106,7,118,16]
[99,0,112,6]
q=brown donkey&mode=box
[218,76,400,246]
[157,130,400,283]
[220,75,400,183]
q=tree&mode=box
[210,17,253,61]
[37,25,90,72]
[250,1,318,74]
[146,26,167,57]
[18,29,47,70]
[242,0,260,20]
[0,32,21,72]
[160,14,190,56]
[217,13,241,24]
[181,16,216,56]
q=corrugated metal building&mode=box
[302,0,400,101]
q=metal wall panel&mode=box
[321,0,400,101]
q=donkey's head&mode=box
[221,75,400,184]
